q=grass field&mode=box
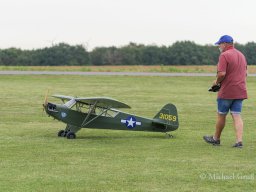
[0,74,255,192]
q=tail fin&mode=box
[153,103,179,131]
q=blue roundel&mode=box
[125,116,137,129]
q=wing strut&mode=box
[81,107,110,127]
[81,101,98,127]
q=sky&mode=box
[0,0,255,50]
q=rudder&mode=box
[153,103,179,131]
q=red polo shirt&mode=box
[217,45,248,99]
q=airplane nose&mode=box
[47,103,57,111]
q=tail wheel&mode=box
[66,132,76,139]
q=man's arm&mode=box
[213,71,226,85]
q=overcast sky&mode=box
[0,0,255,50]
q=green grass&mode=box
[0,75,255,192]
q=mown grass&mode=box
[0,75,255,192]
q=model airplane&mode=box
[43,94,179,139]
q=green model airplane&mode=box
[43,94,179,139]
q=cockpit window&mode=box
[63,100,119,118]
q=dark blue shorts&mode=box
[217,98,243,115]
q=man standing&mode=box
[203,35,248,148]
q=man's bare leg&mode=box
[214,113,227,140]
[231,114,243,143]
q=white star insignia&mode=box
[127,117,135,127]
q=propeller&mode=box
[43,89,49,112]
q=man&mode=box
[203,35,248,148]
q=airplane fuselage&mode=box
[45,102,175,132]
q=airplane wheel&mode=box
[58,130,66,137]
[66,132,76,139]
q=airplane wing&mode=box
[75,97,131,109]
[52,95,74,101]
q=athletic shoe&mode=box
[232,142,243,148]
[203,135,220,145]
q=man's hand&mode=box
[213,80,218,86]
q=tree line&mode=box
[0,41,255,66]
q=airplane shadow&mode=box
[47,130,177,140]
[75,134,177,140]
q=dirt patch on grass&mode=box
[1,65,256,73]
